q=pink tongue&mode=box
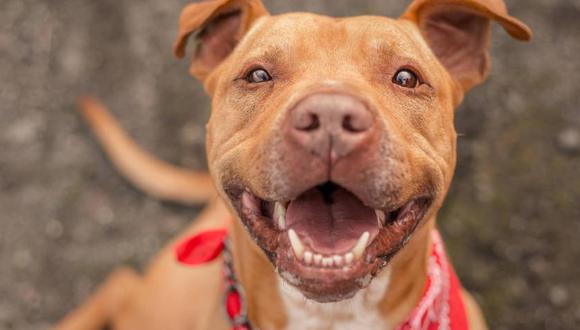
[286,186,377,255]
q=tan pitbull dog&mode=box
[55,0,531,329]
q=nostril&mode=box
[295,113,320,131]
[342,114,371,133]
[343,115,356,133]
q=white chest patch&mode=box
[277,268,393,330]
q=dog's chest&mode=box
[277,270,392,330]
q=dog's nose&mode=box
[287,93,375,162]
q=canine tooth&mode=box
[333,255,343,266]
[344,252,354,265]
[375,209,386,226]
[304,251,313,265]
[288,229,304,258]
[314,254,323,265]
[274,202,286,229]
[322,257,334,267]
[352,232,370,260]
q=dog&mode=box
[55,0,531,329]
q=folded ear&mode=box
[173,0,268,80]
[402,0,532,92]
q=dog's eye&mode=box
[246,68,272,83]
[393,69,419,88]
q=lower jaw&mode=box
[279,270,377,302]
[276,242,383,302]
[274,220,424,302]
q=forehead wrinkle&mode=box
[240,45,287,65]
[363,20,423,60]
[265,13,328,39]
[391,21,433,64]
[335,21,396,78]
[344,16,400,35]
[285,16,347,58]
[342,17,416,62]
[238,14,328,60]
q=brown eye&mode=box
[247,68,272,83]
[393,69,419,88]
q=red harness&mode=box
[175,229,469,330]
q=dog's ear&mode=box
[173,0,268,80]
[402,0,532,93]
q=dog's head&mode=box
[174,0,530,302]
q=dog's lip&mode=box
[225,181,432,301]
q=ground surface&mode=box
[1,0,579,329]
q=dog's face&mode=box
[209,14,453,301]
[174,0,530,302]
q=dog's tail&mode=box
[77,96,215,205]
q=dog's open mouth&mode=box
[228,181,432,302]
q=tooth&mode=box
[375,209,386,226]
[288,229,304,258]
[304,251,313,265]
[333,255,343,266]
[314,254,322,265]
[352,232,370,260]
[322,257,334,267]
[274,202,286,229]
[345,252,354,265]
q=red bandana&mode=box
[395,230,469,330]
[176,229,469,330]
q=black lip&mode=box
[368,197,433,261]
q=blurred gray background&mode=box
[1,0,579,329]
